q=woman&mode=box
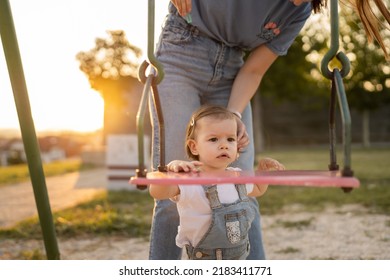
[148,0,390,260]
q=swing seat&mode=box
[130,170,360,188]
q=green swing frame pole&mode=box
[0,0,60,259]
[321,0,352,177]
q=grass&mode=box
[0,191,153,240]
[275,218,313,230]
[0,158,95,187]
[276,247,301,254]
[0,147,389,242]
[258,146,390,215]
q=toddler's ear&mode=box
[187,139,199,156]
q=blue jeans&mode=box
[148,11,266,260]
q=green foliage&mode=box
[261,34,329,110]
[76,30,142,80]
[76,30,142,93]
[260,7,390,113]
[338,7,390,112]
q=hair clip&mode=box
[190,118,195,126]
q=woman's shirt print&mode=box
[183,0,312,55]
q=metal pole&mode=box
[333,70,353,176]
[0,0,60,259]
[147,0,164,83]
[320,0,352,178]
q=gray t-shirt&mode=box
[171,0,312,55]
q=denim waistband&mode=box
[185,240,250,260]
[167,3,243,51]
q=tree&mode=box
[261,32,329,107]
[254,20,330,149]
[338,6,390,146]
[258,6,390,147]
[76,30,144,141]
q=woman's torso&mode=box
[169,0,312,54]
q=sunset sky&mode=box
[0,0,169,133]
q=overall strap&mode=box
[235,184,250,202]
[202,185,222,209]
[203,184,249,208]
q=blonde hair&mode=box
[185,105,236,160]
[349,0,390,59]
[313,0,390,59]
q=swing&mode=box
[130,0,360,191]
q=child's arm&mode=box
[149,178,180,200]
[148,160,203,199]
[249,157,285,197]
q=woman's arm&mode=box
[227,45,278,149]
[228,45,278,114]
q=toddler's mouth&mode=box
[217,153,230,159]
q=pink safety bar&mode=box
[130,170,360,188]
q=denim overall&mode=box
[185,184,256,260]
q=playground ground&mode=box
[1,168,390,260]
[0,168,106,229]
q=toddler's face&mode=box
[189,116,238,171]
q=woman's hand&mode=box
[170,0,192,16]
[167,160,203,173]
[236,118,250,152]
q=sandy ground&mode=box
[1,204,389,260]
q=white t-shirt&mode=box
[172,168,254,248]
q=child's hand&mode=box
[257,157,285,171]
[167,160,203,173]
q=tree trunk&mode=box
[362,109,370,148]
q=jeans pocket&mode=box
[225,209,250,244]
[161,15,193,44]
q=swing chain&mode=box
[321,0,355,192]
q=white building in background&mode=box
[0,137,67,167]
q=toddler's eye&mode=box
[228,137,236,142]
[209,137,218,142]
